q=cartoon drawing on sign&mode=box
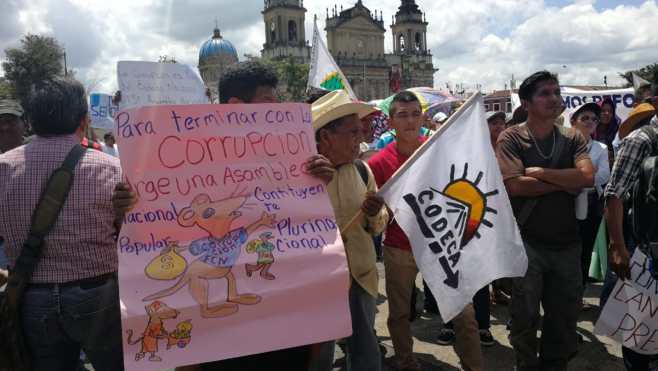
[126,301,181,362]
[245,232,277,280]
[145,241,188,280]
[143,189,277,318]
[167,320,193,350]
[403,163,498,288]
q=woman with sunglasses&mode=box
[570,102,610,309]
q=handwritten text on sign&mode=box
[595,250,658,355]
[117,61,209,110]
[89,93,118,130]
[115,103,350,371]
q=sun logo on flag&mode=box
[320,72,345,90]
[441,163,499,247]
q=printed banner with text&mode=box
[512,87,636,126]
[595,250,658,355]
[115,103,351,371]
[379,94,527,321]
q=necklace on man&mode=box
[528,126,556,160]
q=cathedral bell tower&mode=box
[261,0,310,63]
[389,0,436,89]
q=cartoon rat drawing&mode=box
[245,231,277,280]
[143,191,276,318]
[127,300,179,362]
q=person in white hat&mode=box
[312,89,389,371]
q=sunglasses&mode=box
[578,115,600,124]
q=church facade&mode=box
[260,0,437,101]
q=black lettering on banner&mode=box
[439,256,459,289]
[403,193,435,239]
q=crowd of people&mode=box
[1,60,657,371]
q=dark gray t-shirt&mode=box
[497,124,590,247]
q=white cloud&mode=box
[1,0,656,96]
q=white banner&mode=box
[117,61,209,110]
[512,87,636,127]
[379,94,527,321]
[595,250,658,355]
[89,93,118,130]
[561,87,635,122]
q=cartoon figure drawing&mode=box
[245,231,277,280]
[167,320,193,350]
[143,192,277,318]
[126,301,180,362]
[145,241,188,280]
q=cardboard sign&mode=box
[595,250,658,355]
[117,61,210,110]
[115,103,351,371]
[89,93,118,130]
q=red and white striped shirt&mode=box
[0,134,122,283]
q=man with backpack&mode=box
[0,78,124,371]
[310,89,389,371]
[604,79,658,371]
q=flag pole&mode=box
[338,92,482,235]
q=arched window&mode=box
[415,32,422,51]
[398,34,405,52]
[288,21,297,42]
[270,21,276,43]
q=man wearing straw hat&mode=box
[311,89,389,371]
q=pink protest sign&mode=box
[115,103,351,371]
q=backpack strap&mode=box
[7,144,87,295]
[354,159,369,186]
[639,124,658,156]
[517,125,567,226]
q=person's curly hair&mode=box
[218,61,278,103]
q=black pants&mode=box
[443,285,490,330]
[423,280,490,330]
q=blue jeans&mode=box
[346,281,381,371]
[0,239,8,270]
[21,275,124,371]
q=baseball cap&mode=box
[0,99,24,117]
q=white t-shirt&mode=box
[575,140,610,220]
[101,143,119,158]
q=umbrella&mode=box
[376,87,462,117]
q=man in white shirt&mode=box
[101,132,119,157]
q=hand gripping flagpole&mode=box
[338,92,482,237]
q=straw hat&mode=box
[311,90,376,132]
[618,103,656,139]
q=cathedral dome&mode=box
[198,28,238,65]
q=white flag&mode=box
[632,72,651,91]
[307,20,356,99]
[379,93,527,321]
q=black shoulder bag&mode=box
[0,144,87,371]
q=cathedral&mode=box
[260,0,437,101]
[197,0,437,102]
